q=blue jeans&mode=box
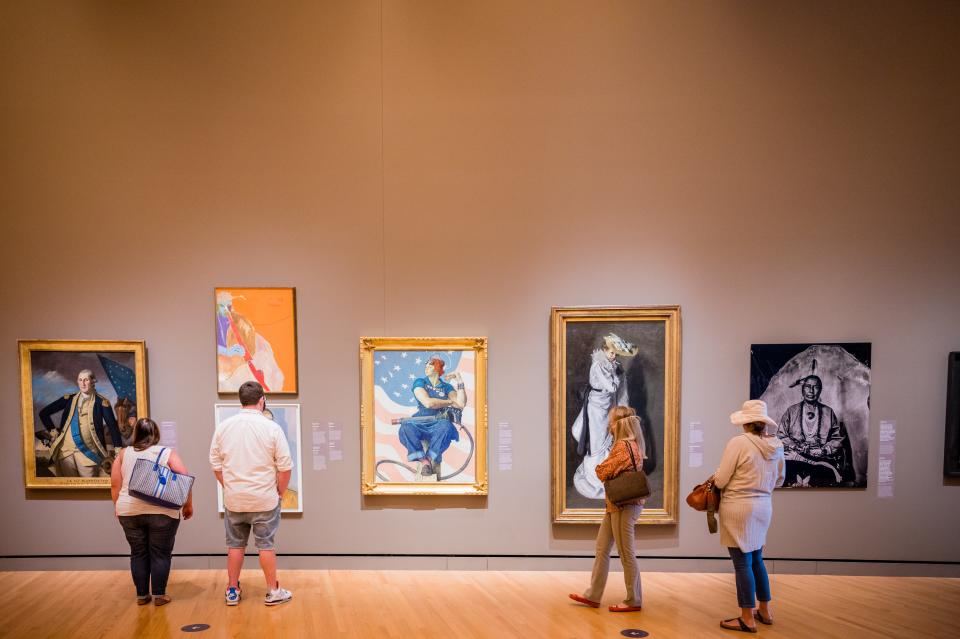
[119,514,180,597]
[727,546,770,609]
[398,418,458,463]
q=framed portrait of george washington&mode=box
[551,307,681,524]
[19,340,149,489]
[360,337,488,496]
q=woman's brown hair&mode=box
[745,421,768,436]
[132,418,161,451]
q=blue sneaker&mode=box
[225,584,242,606]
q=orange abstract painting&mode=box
[215,287,298,394]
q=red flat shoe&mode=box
[568,593,600,608]
[609,604,643,612]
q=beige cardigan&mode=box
[713,433,785,552]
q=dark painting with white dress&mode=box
[552,307,681,524]
[750,343,870,488]
[565,323,665,509]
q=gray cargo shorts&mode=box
[224,503,281,550]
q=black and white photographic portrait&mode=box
[751,343,871,488]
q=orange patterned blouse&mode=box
[595,439,646,513]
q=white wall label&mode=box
[498,421,513,471]
[312,447,327,471]
[688,421,703,468]
[311,421,327,446]
[877,420,896,498]
[328,422,343,461]
[311,421,328,470]
[159,421,178,448]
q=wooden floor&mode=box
[0,569,957,638]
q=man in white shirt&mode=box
[210,381,293,606]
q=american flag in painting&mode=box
[97,354,137,405]
[373,349,476,482]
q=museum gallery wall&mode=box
[2,1,959,563]
[16,298,958,540]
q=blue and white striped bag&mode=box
[128,447,195,509]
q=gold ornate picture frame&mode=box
[19,340,149,489]
[551,307,681,524]
[360,337,488,496]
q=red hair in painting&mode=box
[428,356,445,375]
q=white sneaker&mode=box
[264,585,292,606]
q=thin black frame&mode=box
[944,352,960,477]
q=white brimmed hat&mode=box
[730,399,778,429]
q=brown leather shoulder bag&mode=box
[686,478,721,533]
[603,442,650,505]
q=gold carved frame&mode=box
[19,339,149,489]
[551,307,681,524]
[360,337,488,496]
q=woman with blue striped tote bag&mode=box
[111,418,194,606]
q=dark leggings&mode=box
[727,546,770,609]
[119,514,180,597]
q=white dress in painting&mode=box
[571,349,629,499]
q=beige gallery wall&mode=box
[1,1,958,563]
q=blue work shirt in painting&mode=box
[411,377,455,417]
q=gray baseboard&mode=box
[1,555,958,577]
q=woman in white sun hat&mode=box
[714,399,785,633]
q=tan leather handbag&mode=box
[686,478,721,533]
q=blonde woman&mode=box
[569,405,645,612]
